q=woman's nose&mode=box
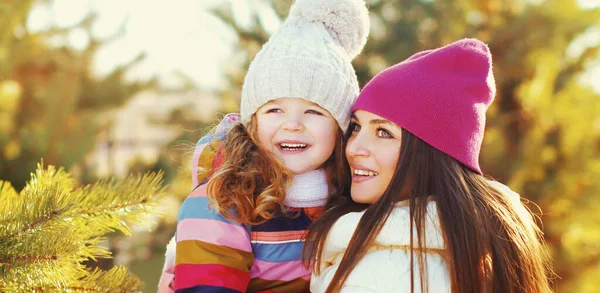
[346,134,369,159]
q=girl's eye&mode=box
[350,122,360,133]
[306,109,324,115]
[376,128,393,138]
[266,108,282,113]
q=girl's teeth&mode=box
[281,143,307,148]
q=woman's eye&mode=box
[306,109,323,115]
[350,122,360,133]
[376,128,393,138]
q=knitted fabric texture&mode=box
[240,0,370,130]
[352,38,496,174]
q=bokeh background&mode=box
[1,0,599,291]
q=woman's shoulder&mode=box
[372,200,444,249]
[325,210,366,249]
[323,200,445,254]
[345,248,450,292]
[314,246,450,293]
[345,200,449,291]
[486,179,520,200]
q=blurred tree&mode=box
[0,0,156,190]
[0,163,165,292]
[113,104,215,292]
[210,0,600,291]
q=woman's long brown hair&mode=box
[207,115,348,225]
[305,129,553,293]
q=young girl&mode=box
[163,0,370,292]
[307,38,553,292]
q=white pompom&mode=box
[290,0,370,59]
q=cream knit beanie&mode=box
[240,0,370,130]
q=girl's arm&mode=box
[157,236,177,293]
[173,184,253,292]
[158,113,241,292]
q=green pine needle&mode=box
[0,162,165,292]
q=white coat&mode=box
[310,200,451,293]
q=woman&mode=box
[307,38,553,293]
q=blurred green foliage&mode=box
[0,0,155,190]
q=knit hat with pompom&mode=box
[240,0,370,130]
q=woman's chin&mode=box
[350,192,376,205]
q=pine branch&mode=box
[0,162,165,291]
[80,267,142,293]
[0,266,142,293]
[0,181,18,200]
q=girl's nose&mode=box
[283,116,304,132]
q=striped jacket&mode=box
[159,113,327,292]
[173,182,324,292]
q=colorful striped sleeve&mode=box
[191,113,240,188]
[174,183,254,293]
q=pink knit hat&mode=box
[352,38,496,174]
